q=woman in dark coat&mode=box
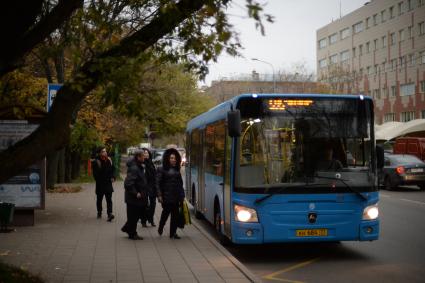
[156,148,185,239]
[92,147,115,221]
[141,148,157,227]
[121,151,148,240]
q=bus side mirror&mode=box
[228,110,241,137]
[376,145,384,169]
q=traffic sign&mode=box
[47,84,63,112]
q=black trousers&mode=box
[159,203,179,236]
[123,204,142,237]
[141,195,156,224]
[96,191,113,215]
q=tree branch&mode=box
[0,0,207,183]
[0,0,83,77]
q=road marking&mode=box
[380,193,391,198]
[263,257,320,283]
[400,198,425,206]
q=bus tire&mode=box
[214,202,231,246]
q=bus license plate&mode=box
[411,168,423,173]
[296,229,328,237]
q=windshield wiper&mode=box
[254,182,325,204]
[313,175,368,201]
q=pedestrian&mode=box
[92,147,115,222]
[140,148,157,227]
[157,148,185,239]
[121,150,148,240]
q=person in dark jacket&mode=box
[140,148,157,227]
[157,148,185,239]
[92,147,115,221]
[121,151,149,240]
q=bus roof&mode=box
[186,93,371,132]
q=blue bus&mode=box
[185,94,382,244]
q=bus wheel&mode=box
[214,204,231,246]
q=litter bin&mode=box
[0,202,15,232]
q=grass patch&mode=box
[0,261,44,283]
[48,185,82,193]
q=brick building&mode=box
[316,0,425,124]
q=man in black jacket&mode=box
[121,151,148,240]
[92,147,116,221]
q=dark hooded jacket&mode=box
[156,148,185,204]
[92,156,115,194]
[124,157,148,206]
[142,148,157,197]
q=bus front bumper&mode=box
[231,219,379,244]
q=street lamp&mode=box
[251,58,276,93]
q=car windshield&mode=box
[235,97,375,193]
[389,155,424,164]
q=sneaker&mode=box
[121,226,129,233]
[158,226,163,236]
[107,214,115,222]
[170,234,181,239]
[150,222,156,227]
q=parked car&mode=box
[153,148,165,167]
[393,137,425,162]
[379,153,425,190]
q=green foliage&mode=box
[0,261,44,283]
[70,121,101,158]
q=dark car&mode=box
[380,153,425,190]
[153,148,165,167]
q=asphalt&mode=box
[0,181,260,283]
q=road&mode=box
[195,186,425,283]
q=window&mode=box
[373,14,379,25]
[359,44,363,55]
[401,111,415,122]
[419,0,424,7]
[318,38,327,49]
[398,1,405,15]
[340,50,350,62]
[340,28,350,39]
[352,47,356,57]
[384,113,396,122]
[408,53,415,66]
[366,17,371,28]
[382,87,389,98]
[391,58,397,70]
[329,54,338,64]
[319,58,327,68]
[329,33,338,44]
[419,22,425,36]
[422,110,425,119]
[408,26,413,38]
[359,68,364,77]
[421,51,425,64]
[389,6,394,18]
[421,80,425,92]
[374,39,378,50]
[381,10,386,22]
[367,66,372,75]
[399,29,405,41]
[375,89,381,99]
[382,61,386,71]
[390,32,396,45]
[391,86,397,97]
[407,0,414,10]
[382,35,387,47]
[374,64,378,74]
[400,83,415,96]
[400,56,406,67]
[366,41,371,53]
[353,22,363,34]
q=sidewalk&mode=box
[0,182,257,283]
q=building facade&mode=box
[316,0,425,124]
[204,72,327,104]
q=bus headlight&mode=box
[234,204,258,222]
[363,204,379,220]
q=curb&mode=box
[189,210,262,283]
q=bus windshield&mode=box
[235,97,375,193]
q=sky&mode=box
[201,0,368,86]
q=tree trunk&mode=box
[65,146,72,182]
[57,148,66,183]
[46,151,59,190]
[71,151,81,180]
[0,0,207,184]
